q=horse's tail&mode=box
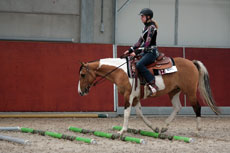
[193,60,220,115]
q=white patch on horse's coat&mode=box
[100,58,138,95]
[165,91,182,125]
[171,91,182,111]
[143,75,166,99]
[99,58,127,73]
[155,75,165,90]
[78,80,82,94]
[121,106,131,132]
[129,78,140,99]
[197,117,201,131]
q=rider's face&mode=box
[141,15,147,23]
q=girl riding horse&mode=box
[124,8,159,95]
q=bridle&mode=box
[79,60,127,94]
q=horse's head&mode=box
[78,62,97,96]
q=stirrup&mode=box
[148,84,157,94]
[148,81,159,95]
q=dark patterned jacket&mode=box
[129,21,157,55]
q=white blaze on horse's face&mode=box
[78,80,83,95]
[78,69,90,96]
[78,65,97,96]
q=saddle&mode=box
[147,52,172,70]
[127,52,175,79]
[125,52,177,99]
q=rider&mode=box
[124,8,159,95]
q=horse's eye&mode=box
[81,74,86,78]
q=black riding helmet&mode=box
[139,8,153,19]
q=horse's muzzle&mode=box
[79,86,90,96]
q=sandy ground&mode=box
[0,116,230,153]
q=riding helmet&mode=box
[139,8,153,19]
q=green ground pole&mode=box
[20,127,96,144]
[112,126,193,143]
[68,126,145,144]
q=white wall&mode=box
[116,0,230,47]
[93,0,115,44]
[178,0,230,47]
[0,0,79,14]
[0,0,80,41]
[0,0,115,43]
[116,0,175,46]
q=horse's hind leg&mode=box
[135,102,156,132]
[188,94,202,131]
[161,89,182,133]
[193,101,201,131]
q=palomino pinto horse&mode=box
[78,55,220,135]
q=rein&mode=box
[92,61,127,86]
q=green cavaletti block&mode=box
[21,127,34,133]
[112,126,122,131]
[93,131,113,139]
[45,131,62,139]
[76,137,94,144]
[122,136,145,144]
[140,130,159,138]
[173,136,193,143]
[68,126,83,133]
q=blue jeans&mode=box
[136,51,157,83]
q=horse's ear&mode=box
[80,62,85,66]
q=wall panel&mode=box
[185,48,230,107]
[0,41,114,111]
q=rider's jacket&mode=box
[129,21,157,55]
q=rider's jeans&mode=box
[136,51,157,83]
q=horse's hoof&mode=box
[158,133,167,139]
[154,127,160,133]
[168,135,174,141]
[161,128,168,133]
[117,129,126,136]
[117,131,123,135]
[112,133,121,139]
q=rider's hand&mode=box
[130,52,136,57]
[124,50,129,55]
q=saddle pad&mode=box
[152,66,178,75]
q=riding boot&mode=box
[148,80,159,95]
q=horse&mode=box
[78,55,220,135]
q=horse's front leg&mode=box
[118,92,132,135]
[135,102,157,132]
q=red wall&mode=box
[0,42,229,112]
[0,41,114,112]
[186,48,230,106]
